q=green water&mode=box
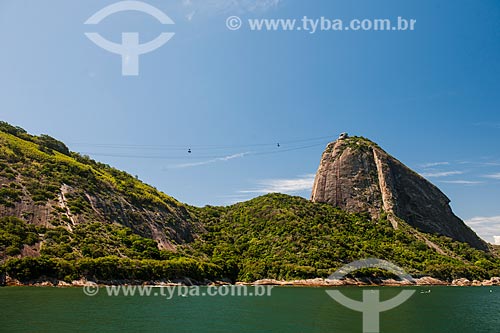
[0,286,499,332]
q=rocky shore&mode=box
[1,275,228,287]
[2,275,500,287]
[450,277,500,287]
[237,277,442,287]
[236,276,500,287]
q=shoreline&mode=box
[236,277,500,287]
[2,276,499,288]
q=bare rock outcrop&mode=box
[452,278,472,286]
[311,135,488,251]
[0,179,200,252]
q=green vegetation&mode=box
[40,222,166,260]
[0,122,208,282]
[324,136,378,155]
[0,185,22,207]
[0,218,222,282]
[0,121,181,209]
[0,217,39,256]
[0,122,498,284]
[0,121,70,156]
[185,194,500,282]
[341,136,379,153]
[2,256,221,283]
[0,121,193,235]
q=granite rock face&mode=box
[311,135,488,251]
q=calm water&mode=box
[0,286,499,332]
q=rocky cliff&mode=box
[311,135,488,251]
[0,122,200,253]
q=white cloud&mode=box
[465,216,500,244]
[494,236,500,245]
[220,173,314,205]
[439,180,483,185]
[169,152,249,168]
[181,0,281,15]
[420,162,450,168]
[217,193,255,205]
[484,173,500,180]
[240,174,315,195]
[420,171,463,178]
[474,122,500,129]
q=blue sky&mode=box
[0,0,499,243]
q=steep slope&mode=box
[0,122,200,254]
[311,135,488,251]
